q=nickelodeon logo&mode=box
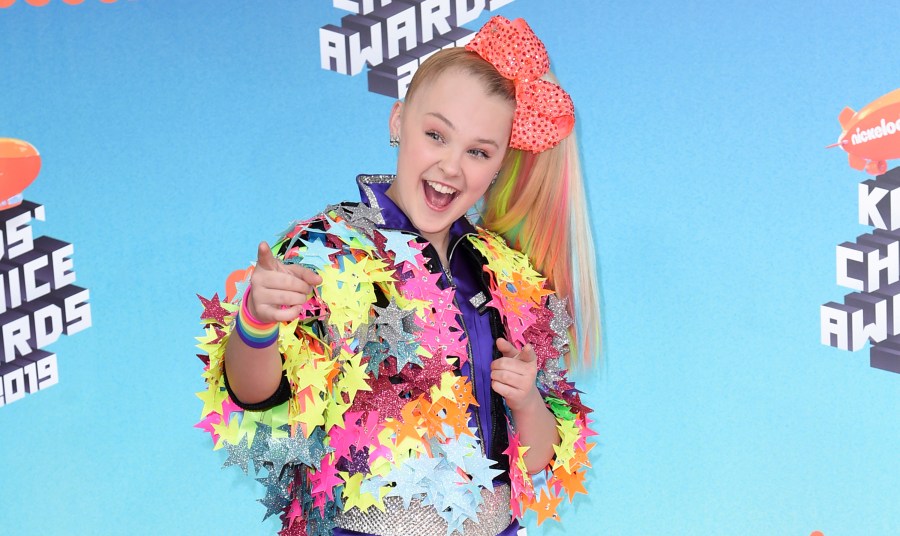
[830,88,900,175]
[850,117,900,146]
[0,0,123,7]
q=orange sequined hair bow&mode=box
[466,16,575,153]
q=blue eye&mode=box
[426,130,443,142]
[468,149,489,159]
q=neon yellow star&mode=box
[339,351,371,404]
[340,472,385,513]
[196,386,226,418]
[212,414,245,450]
[296,393,327,437]
[323,394,351,432]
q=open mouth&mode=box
[423,180,459,210]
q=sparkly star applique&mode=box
[198,292,232,325]
[523,305,557,370]
[344,203,384,235]
[547,294,573,353]
[349,373,407,420]
[222,434,251,474]
[256,465,293,520]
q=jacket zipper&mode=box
[383,228,486,456]
[444,233,486,457]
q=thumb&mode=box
[515,344,536,363]
[496,337,519,358]
[256,241,281,272]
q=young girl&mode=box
[196,16,600,536]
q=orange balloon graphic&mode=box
[810,531,824,536]
[830,88,900,174]
[0,139,41,211]
[25,0,51,6]
[62,0,86,4]
[0,0,16,7]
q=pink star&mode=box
[284,498,304,528]
[194,412,222,442]
[309,454,343,502]
[220,398,242,424]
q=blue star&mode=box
[462,454,504,490]
[392,337,424,370]
[326,216,365,246]
[293,237,339,270]
[358,474,388,498]
[363,339,391,377]
[437,436,472,469]
[380,230,424,268]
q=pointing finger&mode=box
[256,242,281,272]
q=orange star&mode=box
[552,466,587,502]
[385,400,425,447]
[570,441,596,469]
[449,377,477,407]
[508,271,552,305]
[419,402,446,437]
[528,487,563,526]
[442,401,473,438]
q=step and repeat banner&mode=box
[1,1,898,535]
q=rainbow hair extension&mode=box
[482,132,602,372]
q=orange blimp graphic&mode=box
[0,138,41,210]
[830,88,900,175]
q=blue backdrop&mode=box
[1,1,898,535]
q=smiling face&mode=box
[387,67,515,254]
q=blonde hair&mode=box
[405,48,515,105]
[406,49,602,372]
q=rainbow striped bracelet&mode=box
[234,285,279,349]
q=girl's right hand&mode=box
[246,241,323,324]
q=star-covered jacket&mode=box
[195,176,595,536]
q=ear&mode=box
[389,101,403,138]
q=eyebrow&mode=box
[426,112,500,149]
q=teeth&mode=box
[427,181,458,195]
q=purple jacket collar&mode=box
[356,175,477,244]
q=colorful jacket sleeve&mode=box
[195,212,357,534]
[467,227,597,527]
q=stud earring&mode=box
[490,171,499,187]
[389,134,400,148]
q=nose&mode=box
[438,148,462,178]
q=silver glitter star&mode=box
[344,202,384,235]
[548,294,573,353]
[353,322,376,351]
[250,423,274,474]
[222,434,251,474]
[372,298,420,363]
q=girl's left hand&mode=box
[491,337,542,412]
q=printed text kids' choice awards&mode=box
[320,0,515,98]
[0,202,91,406]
